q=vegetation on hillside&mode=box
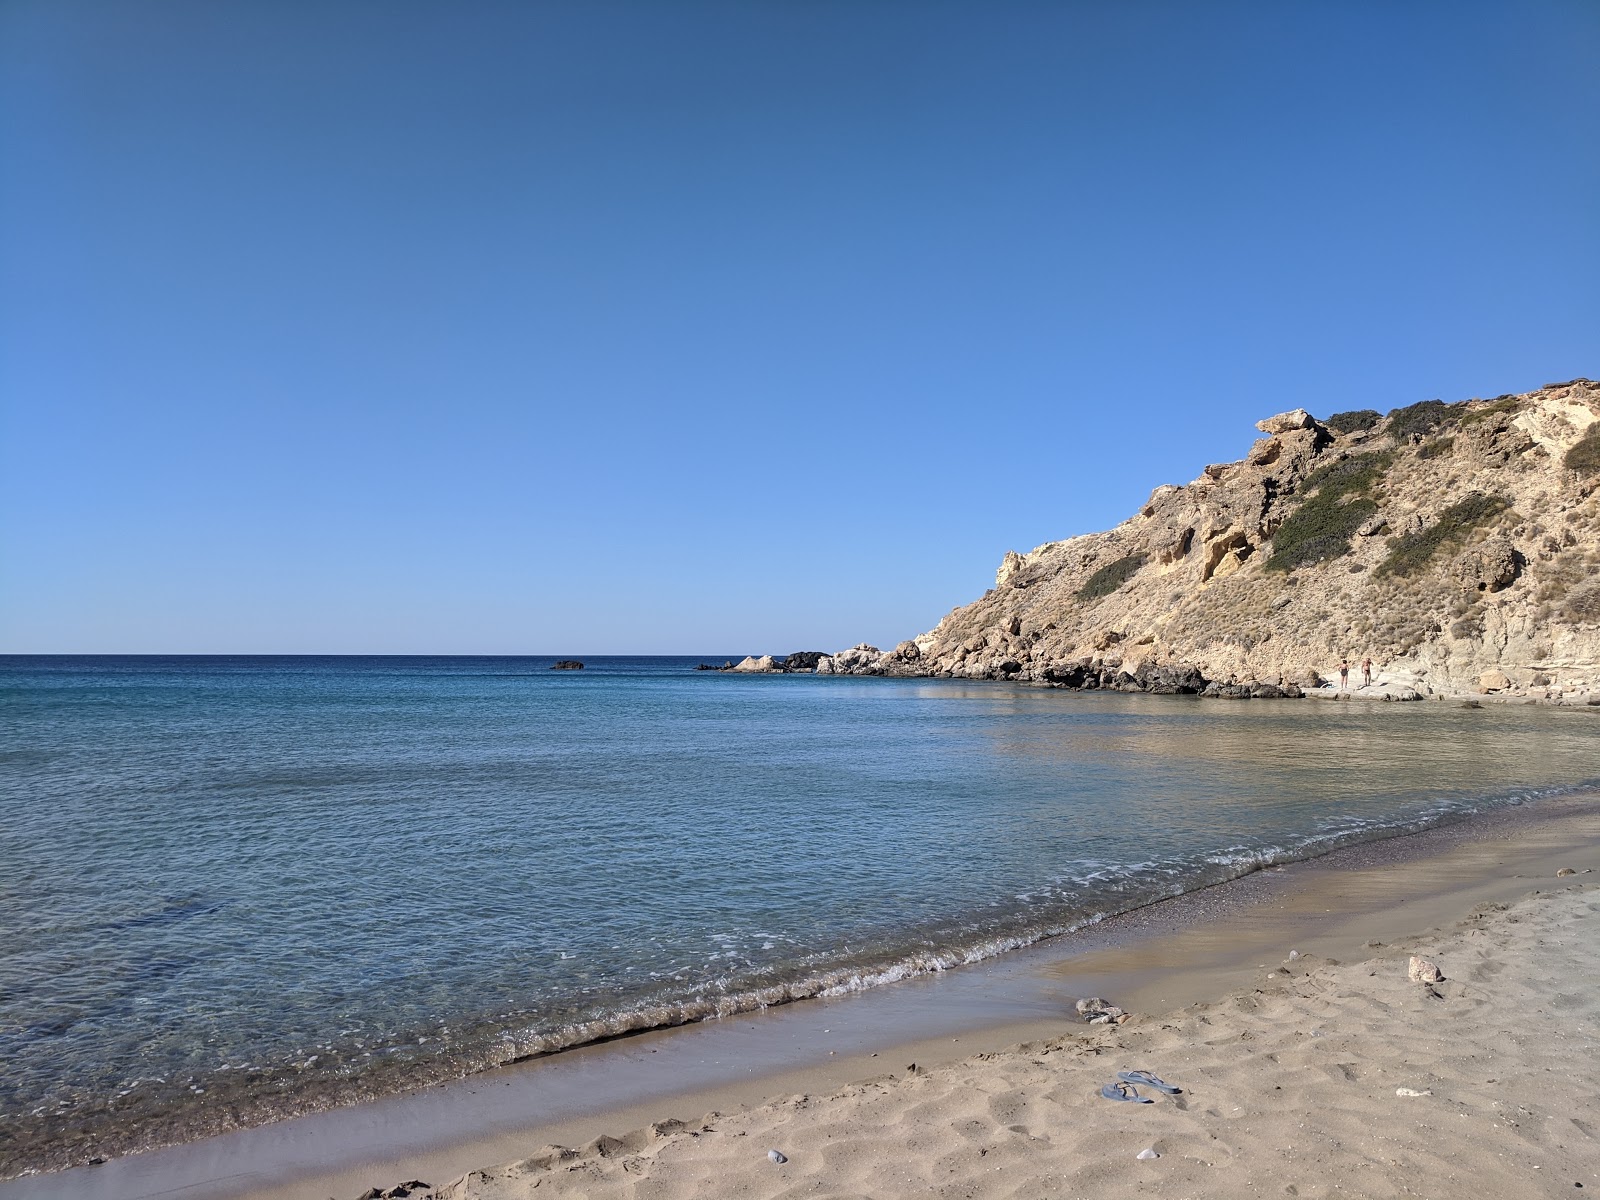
[1077,552,1147,600]
[1265,450,1393,572]
[1387,399,1459,442]
[1297,449,1394,498]
[1377,492,1510,578]
[1325,409,1380,434]
[1459,396,1522,427]
[1566,585,1600,624]
[1565,423,1600,476]
[1265,496,1378,572]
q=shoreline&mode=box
[739,655,1600,706]
[399,877,1600,1200]
[5,788,1596,1200]
[11,698,1591,1183]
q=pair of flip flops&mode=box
[1100,1071,1182,1103]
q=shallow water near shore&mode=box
[2,655,1598,1176]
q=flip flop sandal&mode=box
[1118,1070,1181,1094]
[1100,1082,1153,1103]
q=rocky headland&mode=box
[794,379,1600,703]
[722,652,830,674]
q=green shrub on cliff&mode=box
[1077,552,1146,600]
[1377,492,1509,578]
[1325,409,1380,434]
[1297,449,1394,500]
[1387,399,1458,442]
[1459,396,1522,427]
[1264,494,1377,571]
[1565,423,1600,477]
[1265,450,1392,572]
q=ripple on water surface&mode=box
[1,654,1596,1174]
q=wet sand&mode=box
[4,793,1597,1200]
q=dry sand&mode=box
[362,882,1598,1200]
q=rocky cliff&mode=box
[817,379,1600,701]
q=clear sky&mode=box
[2,1,1596,654]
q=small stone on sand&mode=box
[1407,956,1444,983]
[768,1149,788,1164]
[1137,1147,1160,1160]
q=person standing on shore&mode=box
[1362,656,1373,687]
[1339,660,1350,689]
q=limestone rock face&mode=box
[995,550,1025,588]
[821,380,1600,699]
[731,655,779,673]
[1256,408,1316,434]
[1451,536,1519,593]
[827,644,888,676]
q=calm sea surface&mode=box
[2,654,1597,1172]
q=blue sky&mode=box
[3,1,1596,654]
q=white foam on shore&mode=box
[465,778,1593,1068]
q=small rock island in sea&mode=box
[551,660,585,670]
[727,379,1600,704]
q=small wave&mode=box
[6,778,1595,1178]
[403,779,1596,1071]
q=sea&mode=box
[2,654,1597,1175]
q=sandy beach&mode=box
[367,882,1599,1200]
[307,799,1598,1200]
[7,798,1594,1200]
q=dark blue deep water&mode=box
[2,654,1596,1171]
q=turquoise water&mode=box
[2,655,1597,1173]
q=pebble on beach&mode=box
[768,1149,788,1164]
[1137,1148,1160,1160]
[1407,956,1444,984]
[1076,997,1125,1023]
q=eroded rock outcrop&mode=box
[818,380,1600,700]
